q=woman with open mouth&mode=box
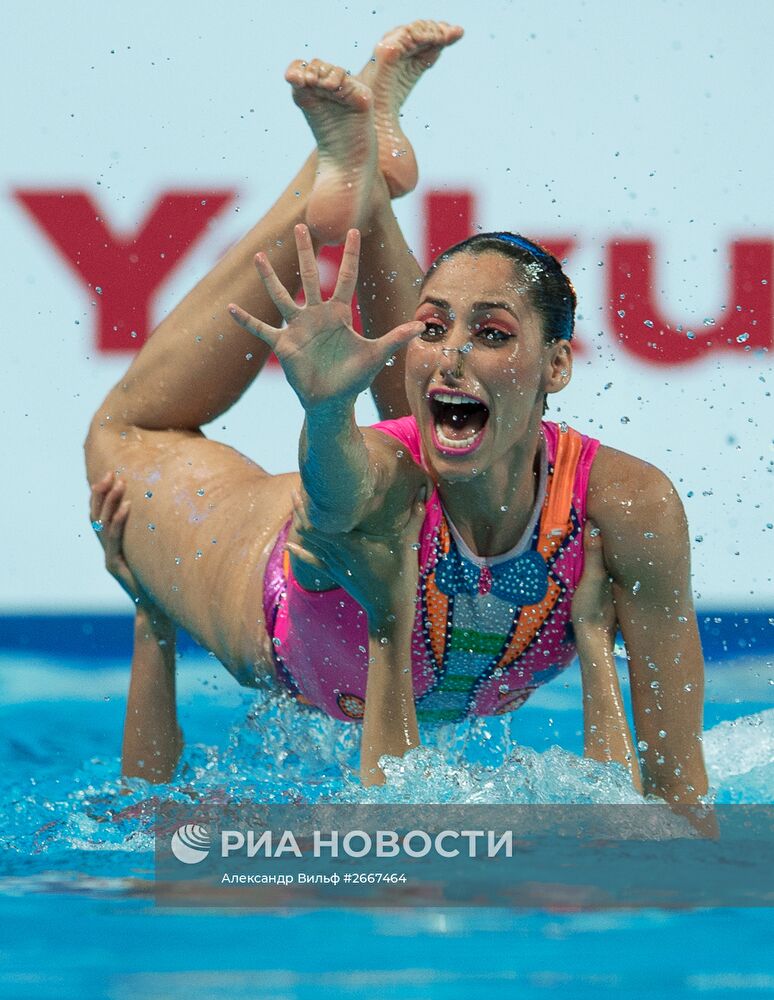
[85,20,708,808]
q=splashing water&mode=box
[1,651,772,872]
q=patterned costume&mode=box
[263,418,599,723]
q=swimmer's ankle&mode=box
[358,173,392,238]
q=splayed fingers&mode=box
[89,473,141,603]
[331,228,361,303]
[229,225,421,411]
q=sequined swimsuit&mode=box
[263,418,600,723]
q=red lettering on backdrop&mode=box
[423,190,475,261]
[23,187,770,365]
[608,238,774,364]
[14,189,234,351]
[422,189,575,271]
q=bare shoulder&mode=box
[586,445,691,592]
[587,444,687,536]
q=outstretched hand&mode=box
[228,225,423,413]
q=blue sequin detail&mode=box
[434,540,549,605]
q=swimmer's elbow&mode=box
[304,494,369,534]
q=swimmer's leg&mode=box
[290,22,462,418]
[291,21,463,243]
[96,155,320,435]
[84,153,325,676]
[360,20,464,198]
[357,174,424,419]
[283,57,416,418]
[356,22,464,416]
[286,60,376,247]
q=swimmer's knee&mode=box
[84,409,126,484]
[84,412,110,483]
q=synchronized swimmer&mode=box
[86,20,708,803]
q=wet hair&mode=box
[422,231,576,343]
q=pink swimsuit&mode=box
[263,418,600,724]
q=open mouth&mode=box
[428,390,490,455]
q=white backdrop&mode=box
[1,0,772,611]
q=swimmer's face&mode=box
[405,251,572,482]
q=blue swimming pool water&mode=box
[1,627,773,999]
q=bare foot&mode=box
[360,20,464,198]
[285,59,376,245]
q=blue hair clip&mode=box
[489,232,574,341]
[491,232,550,259]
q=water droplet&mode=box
[195,550,203,560]
[637,740,649,751]
[643,319,654,328]
[95,286,103,295]
[658,730,667,738]
[632,580,641,595]
[500,505,509,512]
[683,683,694,693]
[196,488,205,497]
[144,490,153,499]
[272,637,282,647]
[385,355,396,367]
[620,416,630,424]
[736,332,750,343]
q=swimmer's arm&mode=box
[89,477,183,784]
[121,605,183,785]
[285,487,424,785]
[588,448,709,805]
[299,402,375,532]
[360,618,420,786]
[299,414,427,533]
[571,523,643,792]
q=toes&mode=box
[288,58,371,109]
[284,59,309,87]
[405,19,450,52]
[314,63,346,92]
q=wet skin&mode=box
[406,251,572,556]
